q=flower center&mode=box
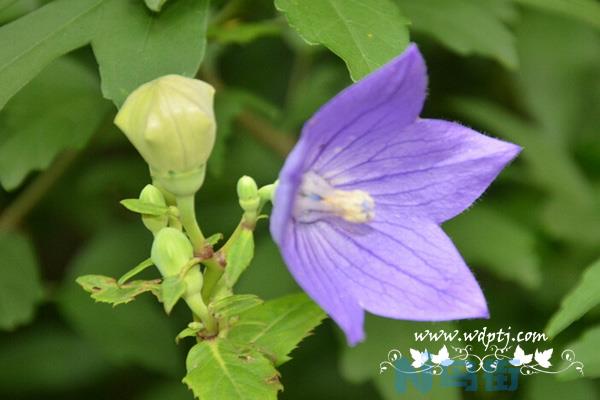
[295,171,375,223]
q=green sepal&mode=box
[228,293,326,366]
[205,233,224,246]
[222,227,254,288]
[120,199,169,216]
[76,275,160,306]
[210,294,263,319]
[160,276,187,314]
[176,322,204,344]
[184,338,282,400]
[117,258,154,285]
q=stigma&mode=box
[295,171,375,223]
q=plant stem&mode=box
[201,258,225,302]
[184,292,217,335]
[176,194,205,252]
[0,150,78,231]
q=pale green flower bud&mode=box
[139,184,168,233]
[114,75,216,197]
[237,175,260,212]
[151,227,194,277]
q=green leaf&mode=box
[184,338,282,400]
[0,56,109,190]
[444,205,541,289]
[228,293,326,365]
[0,232,44,330]
[341,316,460,400]
[275,0,410,80]
[120,198,169,216]
[513,0,600,31]
[546,258,600,337]
[76,274,160,306]
[210,294,263,318]
[560,325,600,380]
[0,0,103,110]
[209,20,282,45]
[92,0,209,107]
[144,0,168,13]
[223,227,254,288]
[160,275,186,314]
[0,325,110,394]
[205,232,223,246]
[58,224,180,376]
[395,0,518,68]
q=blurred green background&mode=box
[0,0,599,399]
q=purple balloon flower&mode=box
[270,44,521,345]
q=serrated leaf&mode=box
[76,274,160,306]
[546,258,600,337]
[444,205,541,289]
[92,0,209,107]
[514,0,600,30]
[210,294,263,318]
[0,232,44,330]
[120,199,169,216]
[223,227,254,288]
[184,339,282,400]
[58,225,180,375]
[228,293,326,365]
[160,275,186,314]
[0,0,103,111]
[395,0,518,68]
[275,0,409,80]
[144,0,168,13]
[0,56,110,190]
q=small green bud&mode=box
[114,75,217,196]
[237,175,260,212]
[139,184,168,233]
[151,227,194,277]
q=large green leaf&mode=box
[228,293,326,365]
[0,0,102,110]
[395,0,518,68]
[0,56,109,190]
[92,0,209,107]
[514,0,600,30]
[546,258,600,337]
[184,338,282,400]
[57,224,180,375]
[275,0,410,80]
[444,205,541,289]
[0,232,44,330]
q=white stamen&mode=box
[295,171,375,223]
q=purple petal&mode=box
[278,222,365,345]
[310,214,489,322]
[327,119,521,223]
[302,44,427,170]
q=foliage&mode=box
[0,0,599,399]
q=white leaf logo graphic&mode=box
[409,348,429,368]
[431,345,454,366]
[534,348,553,368]
[510,345,533,366]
